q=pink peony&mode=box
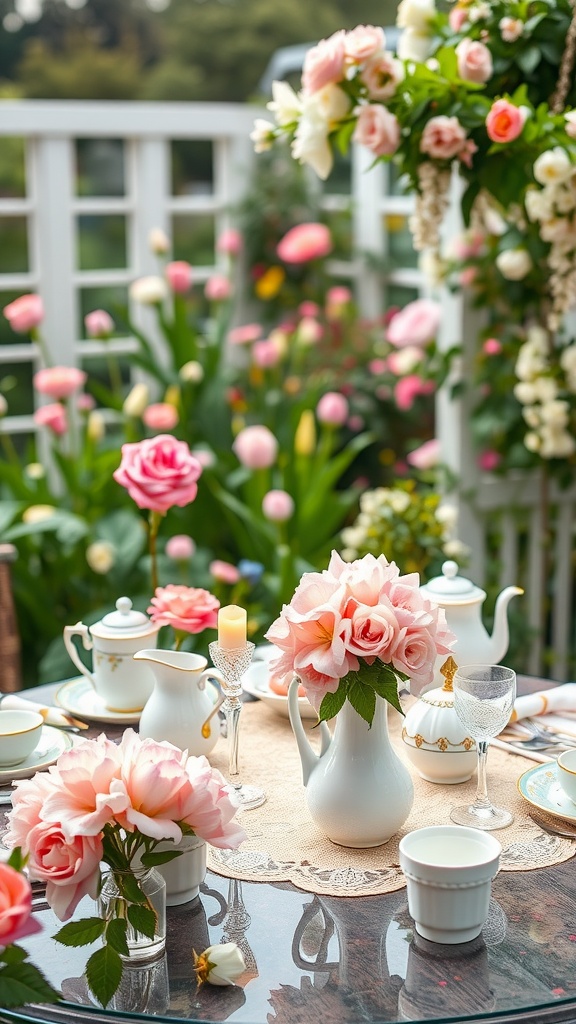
[205,275,232,302]
[142,402,179,431]
[353,104,400,157]
[84,309,114,338]
[182,754,247,849]
[3,293,44,333]
[165,260,193,294]
[302,30,346,95]
[232,424,278,469]
[277,223,332,263]
[0,862,40,945]
[34,402,68,435]
[165,533,195,560]
[148,584,219,634]
[228,323,263,345]
[344,24,386,62]
[114,434,203,512]
[456,38,493,83]
[262,489,295,522]
[252,339,281,369]
[420,115,468,160]
[406,438,440,469]
[34,366,87,400]
[217,228,242,255]
[38,734,125,839]
[316,391,349,425]
[486,99,527,143]
[387,298,441,347]
[210,560,241,584]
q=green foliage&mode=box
[318,659,406,725]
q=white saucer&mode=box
[242,661,317,720]
[518,761,576,824]
[55,677,142,725]
[0,725,75,782]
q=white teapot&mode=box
[419,561,523,691]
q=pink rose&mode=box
[210,559,241,584]
[148,584,219,634]
[77,393,96,412]
[84,309,114,338]
[353,105,400,157]
[298,301,321,318]
[217,228,242,255]
[165,261,193,294]
[27,826,103,921]
[142,402,179,431]
[34,366,87,400]
[228,323,263,345]
[346,599,400,660]
[34,402,68,435]
[387,298,441,347]
[113,434,203,512]
[406,438,440,469]
[302,30,346,95]
[3,293,43,333]
[252,339,281,369]
[390,625,439,690]
[478,449,501,471]
[420,115,468,160]
[205,275,232,302]
[277,223,332,263]
[344,24,386,62]
[449,5,468,31]
[360,52,404,101]
[483,337,502,355]
[456,38,493,83]
[316,391,349,425]
[165,534,195,560]
[0,862,40,945]
[232,424,278,469]
[394,375,434,411]
[262,489,295,522]
[486,99,527,143]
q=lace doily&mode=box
[206,700,575,897]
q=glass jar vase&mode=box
[99,866,166,963]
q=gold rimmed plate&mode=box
[55,677,142,725]
[0,725,75,783]
[518,761,576,824]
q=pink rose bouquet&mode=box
[0,851,60,1007]
[266,551,454,724]
[5,730,245,1007]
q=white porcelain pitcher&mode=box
[135,649,225,757]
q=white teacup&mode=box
[0,709,44,766]
[399,825,501,945]
[556,749,576,803]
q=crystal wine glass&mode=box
[450,664,517,830]
[208,640,266,811]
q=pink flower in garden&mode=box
[298,301,321,318]
[114,434,203,512]
[369,358,388,375]
[452,230,486,261]
[252,339,281,369]
[298,317,324,345]
[217,228,242,255]
[34,403,68,435]
[84,309,114,338]
[360,51,404,102]
[205,275,232,302]
[165,534,195,560]
[387,298,441,347]
[228,323,263,345]
[165,261,193,294]
[262,489,295,522]
[210,560,241,585]
[232,425,278,469]
[387,346,423,375]
[353,104,400,157]
[76,393,96,412]
[316,391,349,425]
[344,24,385,62]
[34,366,87,400]
[456,38,493,83]
[0,863,41,945]
[277,223,332,263]
[394,375,434,411]
[302,30,346,95]
[348,414,364,432]
[420,115,468,160]
[459,266,478,287]
[486,100,527,143]
[3,294,44,333]
[483,337,502,355]
[142,402,179,431]
[406,438,440,469]
[148,584,219,635]
[449,5,468,31]
[326,285,352,318]
[478,449,501,471]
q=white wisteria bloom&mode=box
[533,147,573,187]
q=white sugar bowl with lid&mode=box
[63,597,160,712]
[402,657,477,784]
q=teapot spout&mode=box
[287,677,331,785]
[490,586,524,663]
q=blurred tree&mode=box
[18,32,145,98]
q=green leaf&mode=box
[105,918,129,957]
[54,917,106,947]
[85,944,123,1009]
[515,45,541,74]
[140,849,182,867]
[0,959,61,1007]
[1,944,27,965]
[347,678,376,726]
[6,847,25,873]
[126,903,157,940]
[369,666,405,717]
[116,871,147,904]
[318,678,348,722]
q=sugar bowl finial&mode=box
[440,656,458,693]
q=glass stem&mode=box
[474,739,492,809]
[224,691,242,785]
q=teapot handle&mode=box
[63,623,96,688]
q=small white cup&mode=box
[556,749,576,803]
[0,709,44,766]
[399,825,501,945]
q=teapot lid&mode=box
[96,597,153,636]
[420,561,486,604]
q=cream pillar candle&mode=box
[217,604,247,650]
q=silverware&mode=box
[529,811,576,838]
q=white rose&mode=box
[292,112,332,179]
[148,228,170,255]
[396,0,436,32]
[531,376,558,403]
[123,382,149,417]
[499,16,523,41]
[539,398,570,427]
[469,3,490,22]
[388,345,423,374]
[397,27,432,62]
[250,118,276,153]
[533,147,573,186]
[524,431,541,452]
[267,81,302,127]
[514,381,538,404]
[524,187,551,222]
[194,943,246,987]
[565,110,576,139]
[179,360,204,383]
[129,275,168,305]
[495,248,532,280]
[86,540,115,575]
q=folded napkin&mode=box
[0,692,84,729]
[509,682,576,723]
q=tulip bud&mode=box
[123,382,150,418]
[294,409,316,456]
[193,942,246,987]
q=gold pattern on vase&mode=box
[95,651,123,671]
